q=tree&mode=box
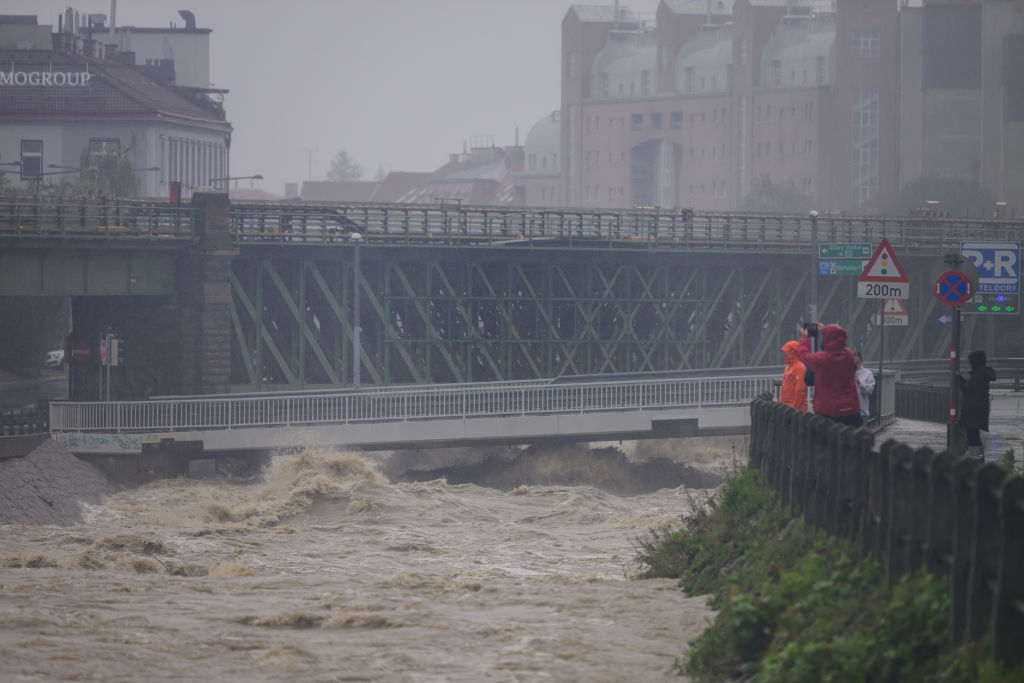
[886,174,995,219]
[741,175,812,214]
[327,150,363,181]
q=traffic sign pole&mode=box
[942,253,968,452]
[949,313,960,452]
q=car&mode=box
[44,349,66,369]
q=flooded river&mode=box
[0,442,730,681]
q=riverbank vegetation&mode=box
[635,468,1024,681]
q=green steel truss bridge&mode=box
[1,196,1021,392]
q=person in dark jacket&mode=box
[955,350,997,459]
[798,323,862,427]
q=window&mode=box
[852,88,879,205]
[567,51,577,78]
[641,70,651,96]
[89,138,120,169]
[659,45,669,72]
[771,60,781,86]
[804,139,814,158]
[804,102,814,121]
[739,39,747,66]
[853,29,880,57]
[529,154,536,171]
[670,111,683,128]
[631,113,644,131]
[685,67,694,93]
[601,73,609,98]
[652,112,662,130]
[20,140,42,179]
[816,56,826,83]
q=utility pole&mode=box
[303,148,317,181]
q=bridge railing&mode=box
[4,196,1022,250]
[49,374,779,434]
[227,201,1024,251]
[0,196,194,239]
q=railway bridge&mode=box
[1,193,1020,400]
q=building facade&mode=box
[516,0,1022,216]
[0,13,230,199]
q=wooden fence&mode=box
[748,393,1024,667]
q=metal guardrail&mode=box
[0,401,49,436]
[50,374,778,434]
[228,201,1024,250]
[6,196,1021,250]
[0,197,194,239]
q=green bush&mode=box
[636,467,1024,681]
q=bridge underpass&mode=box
[1,194,1021,399]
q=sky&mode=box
[13,0,661,195]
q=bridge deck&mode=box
[49,374,777,454]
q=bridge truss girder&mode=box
[228,245,1000,390]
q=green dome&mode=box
[675,26,732,94]
[590,32,657,99]
[760,18,835,87]
[524,111,560,174]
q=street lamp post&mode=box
[350,232,362,390]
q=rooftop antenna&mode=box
[614,0,620,29]
[109,0,116,40]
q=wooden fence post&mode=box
[825,422,845,536]
[967,463,1006,642]
[887,443,914,587]
[779,406,799,510]
[851,429,874,552]
[868,440,897,563]
[952,456,984,645]
[925,451,955,577]
[907,447,935,573]
[994,475,1024,667]
[807,415,830,530]
[792,412,815,518]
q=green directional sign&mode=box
[965,293,1019,315]
[819,259,867,276]
[818,243,872,259]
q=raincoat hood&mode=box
[782,340,801,364]
[821,324,847,351]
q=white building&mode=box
[0,14,230,199]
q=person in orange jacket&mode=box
[780,340,808,411]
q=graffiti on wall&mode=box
[53,431,170,453]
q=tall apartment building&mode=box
[517,0,1024,215]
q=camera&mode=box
[802,321,819,338]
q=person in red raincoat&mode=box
[779,340,807,411]
[798,323,862,427]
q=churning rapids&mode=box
[0,438,741,681]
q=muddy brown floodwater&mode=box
[0,438,739,681]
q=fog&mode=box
[12,0,660,195]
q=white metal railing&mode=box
[49,374,778,434]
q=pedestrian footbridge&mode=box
[49,373,778,455]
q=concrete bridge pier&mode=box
[65,192,237,400]
[178,192,237,395]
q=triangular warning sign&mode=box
[882,298,908,315]
[859,237,909,283]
